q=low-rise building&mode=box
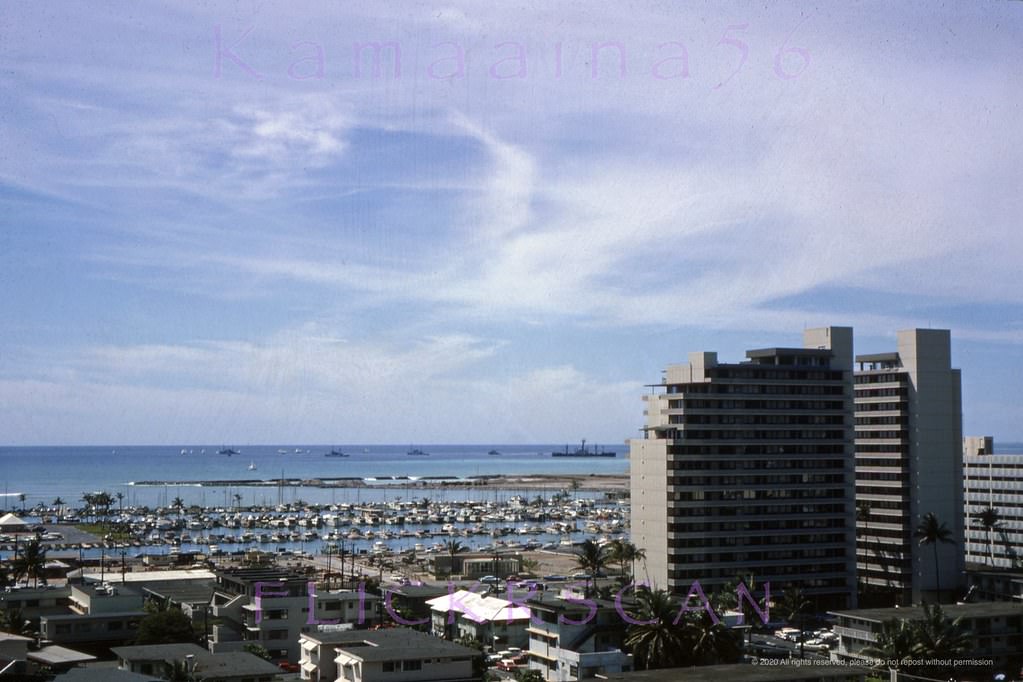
[427,589,531,650]
[38,583,147,654]
[380,583,449,627]
[209,567,380,663]
[0,584,71,622]
[526,594,633,681]
[0,632,33,677]
[600,664,869,681]
[829,602,1023,670]
[298,628,479,682]
[966,568,1023,603]
[112,642,281,682]
[430,553,522,580]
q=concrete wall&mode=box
[899,329,964,602]
[628,437,668,590]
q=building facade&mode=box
[427,590,531,650]
[629,327,857,611]
[208,568,380,663]
[299,629,479,682]
[829,602,1023,672]
[964,437,1023,569]
[526,595,633,682]
[854,329,964,605]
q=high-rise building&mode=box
[854,329,964,605]
[963,436,1023,570]
[629,327,857,611]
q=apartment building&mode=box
[829,602,1023,672]
[854,329,964,605]
[427,589,531,650]
[298,629,479,682]
[208,568,380,663]
[629,327,857,611]
[39,583,146,653]
[525,594,633,681]
[112,643,281,682]
[964,436,1023,569]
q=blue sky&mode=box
[1,2,1021,445]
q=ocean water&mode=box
[0,444,629,510]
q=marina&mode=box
[0,485,630,562]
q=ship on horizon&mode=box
[552,439,616,458]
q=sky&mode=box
[1,2,1021,446]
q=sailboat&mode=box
[248,461,257,471]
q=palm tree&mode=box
[975,506,1001,566]
[81,492,95,522]
[914,512,955,603]
[683,612,742,666]
[911,603,972,662]
[12,539,47,587]
[171,496,186,519]
[233,493,243,511]
[164,659,196,682]
[624,589,688,669]
[608,540,645,586]
[116,491,125,515]
[573,539,609,596]
[18,493,26,514]
[444,539,465,577]
[778,586,811,659]
[861,618,917,673]
[52,497,65,522]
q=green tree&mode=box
[573,539,609,596]
[914,512,955,603]
[52,497,65,521]
[624,588,689,669]
[0,607,34,638]
[975,506,1001,566]
[12,539,47,587]
[609,540,646,586]
[444,539,465,576]
[164,659,196,682]
[683,612,742,666]
[911,604,972,679]
[514,669,544,682]
[134,608,197,645]
[778,586,811,659]
[861,618,917,673]
[243,643,273,661]
[81,492,95,522]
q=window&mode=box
[402,660,422,671]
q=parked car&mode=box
[480,575,499,584]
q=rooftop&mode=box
[304,629,478,662]
[54,667,160,682]
[427,590,531,623]
[28,645,98,667]
[601,663,870,681]
[830,601,1023,623]
[111,643,280,677]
